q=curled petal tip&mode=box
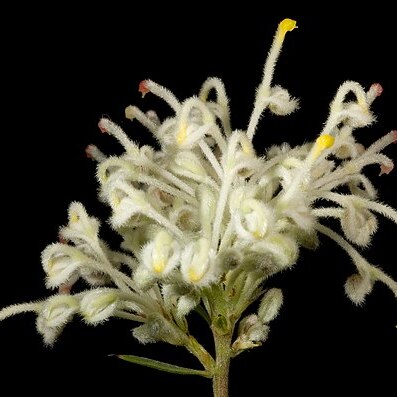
[98,120,108,134]
[379,163,394,176]
[85,144,96,159]
[371,83,383,97]
[138,80,150,98]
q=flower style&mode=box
[1,18,396,397]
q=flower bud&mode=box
[258,288,283,323]
[133,315,186,346]
[80,289,119,324]
[133,266,156,291]
[340,204,378,247]
[232,314,270,352]
[268,86,299,116]
[41,295,78,328]
[345,273,373,305]
[36,294,78,345]
[176,294,199,318]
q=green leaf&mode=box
[116,354,212,378]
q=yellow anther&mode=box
[253,230,264,239]
[70,213,79,223]
[313,134,335,159]
[277,18,297,42]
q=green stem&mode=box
[212,329,233,397]
[186,335,215,372]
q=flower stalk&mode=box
[212,330,233,397]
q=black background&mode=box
[1,10,396,396]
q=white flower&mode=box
[42,243,86,289]
[141,230,180,276]
[233,198,274,241]
[180,238,216,286]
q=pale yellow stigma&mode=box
[312,134,335,159]
[176,124,187,145]
[277,18,297,42]
[125,105,135,121]
[70,212,79,223]
[153,260,166,274]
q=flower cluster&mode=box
[1,19,396,366]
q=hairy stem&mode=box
[212,329,233,397]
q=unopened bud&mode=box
[258,288,283,323]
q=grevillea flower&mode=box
[1,18,396,397]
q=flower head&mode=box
[1,19,396,384]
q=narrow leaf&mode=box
[116,354,212,378]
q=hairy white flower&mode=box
[180,238,217,286]
[141,230,180,276]
[1,18,396,395]
[42,244,88,289]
